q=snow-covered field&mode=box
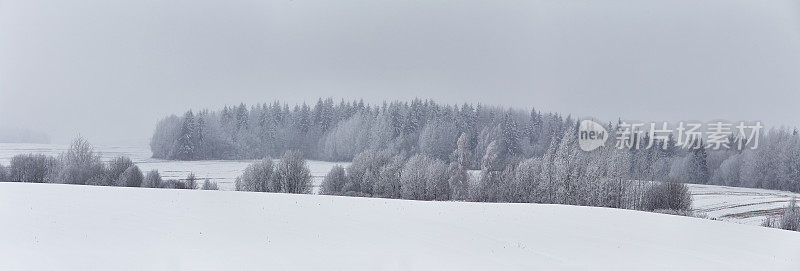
[689,184,800,225]
[1,182,798,271]
[0,143,348,193]
[0,143,797,226]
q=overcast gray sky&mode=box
[1,0,798,145]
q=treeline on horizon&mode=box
[150,98,569,164]
[150,97,800,194]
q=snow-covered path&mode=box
[1,182,798,271]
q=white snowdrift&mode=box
[1,183,798,271]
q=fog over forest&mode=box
[2,0,799,145]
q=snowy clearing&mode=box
[0,182,798,271]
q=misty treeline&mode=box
[0,137,218,190]
[150,98,568,163]
[153,98,800,194]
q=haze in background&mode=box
[1,0,798,145]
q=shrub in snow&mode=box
[8,154,60,183]
[400,155,429,200]
[162,179,188,189]
[320,165,347,195]
[58,136,106,185]
[201,179,218,190]
[235,158,274,192]
[344,150,392,195]
[779,198,799,231]
[425,159,450,201]
[143,170,163,188]
[510,158,543,203]
[275,150,311,194]
[643,180,692,212]
[399,154,451,200]
[762,217,778,228]
[118,165,144,187]
[373,155,405,199]
[185,173,198,189]
[106,156,134,186]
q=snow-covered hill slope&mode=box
[1,183,798,271]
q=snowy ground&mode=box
[0,143,796,225]
[1,182,798,271]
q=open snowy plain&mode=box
[1,182,798,271]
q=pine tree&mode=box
[687,142,710,184]
[174,110,196,160]
[185,172,198,189]
[499,111,521,160]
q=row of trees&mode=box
[707,128,800,192]
[318,132,693,213]
[150,98,569,166]
[0,137,218,190]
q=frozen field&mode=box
[688,184,800,225]
[0,143,348,193]
[0,143,797,226]
[1,182,798,271]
